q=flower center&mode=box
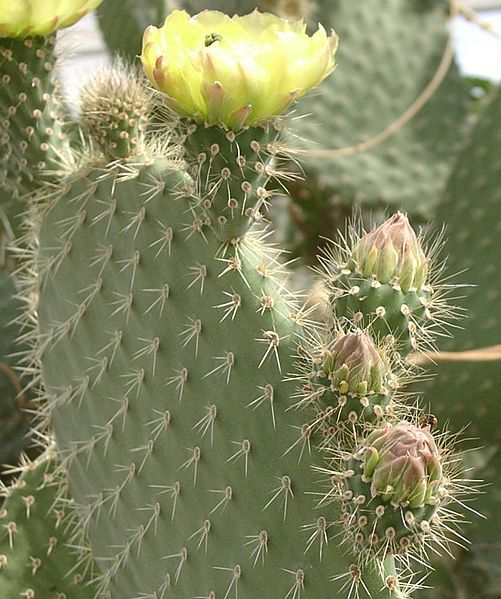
[205,32,222,47]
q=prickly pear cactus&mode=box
[0,34,66,197]
[420,85,501,599]
[0,2,488,599]
[0,271,31,473]
[0,0,106,198]
[35,152,369,598]
[293,0,470,213]
[0,452,98,598]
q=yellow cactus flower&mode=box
[0,0,103,38]
[141,9,338,130]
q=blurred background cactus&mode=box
[1,0,500,597]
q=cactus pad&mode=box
[34,155,401,597]
[292,0,470,213]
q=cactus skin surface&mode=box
[36,155,400,597]
[420,85,501,599]
[294,0,470,213]
[0,270,32,470]
[333,277,432,353]
[0,454,97,598]
[0,35,67,198]
[182,121,290,240]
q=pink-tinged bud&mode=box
[362,421,442,508]
[322,330,389,396]
[349,212,428,292]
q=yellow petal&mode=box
[141,8,338,130]
[0,0,103,37]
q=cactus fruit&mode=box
[361,422,442,508]
[320,331,391,397]
[0,1,107,196]
[333,419,462,567]
[293,328,399,434]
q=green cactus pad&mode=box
[419,86,501,598]
[183,121,291,240]
[0,270,31,472]
[0,454,98,598]
[0,36,67,198]
[96,0,173,61]
[34,154,401,597]
[292,0,470,213]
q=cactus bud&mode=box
[324,330,389,396]
[296,329,397,432]
[80,61,153,159]
[349,212,428,292]
[362,421,442,508]
[141,9,338,130]
[337,420,456,562]
[0,0,103,38]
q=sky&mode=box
[452,10,501,82]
